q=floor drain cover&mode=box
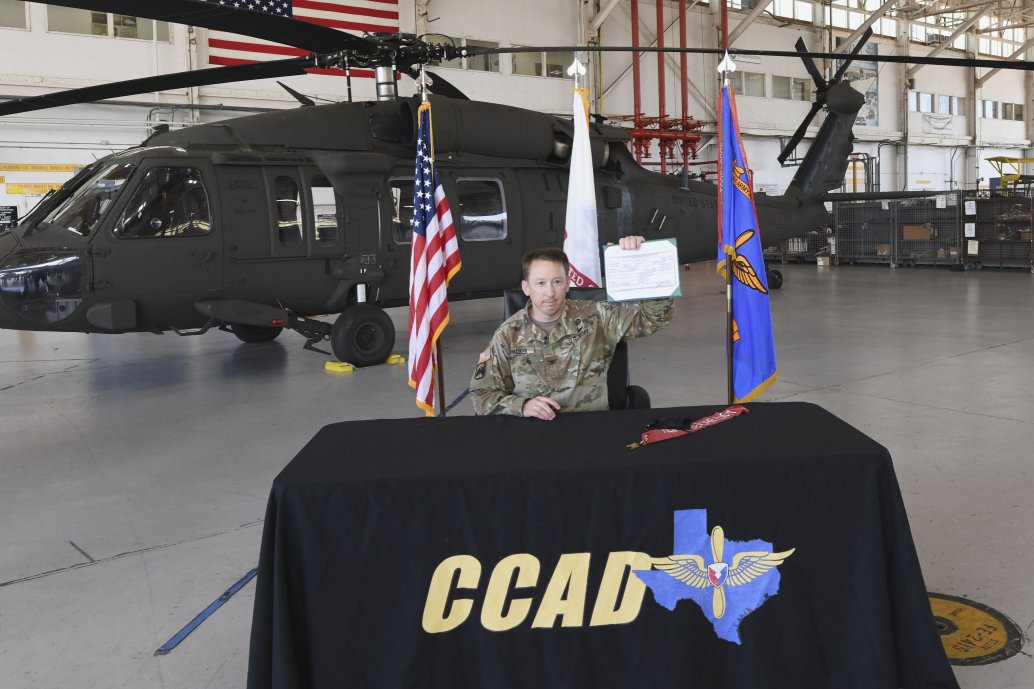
[929,592,1024,666]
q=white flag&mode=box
[563,88,602,288]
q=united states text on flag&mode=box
[408,101,461,415]
[563,87,602,288]
[716,85,777,403]
[205,0,399,78]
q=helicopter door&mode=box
[442,173,521,294]
[94,162,222,327]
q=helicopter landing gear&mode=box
[232,323,284,343]
[766,269,783,290]
[331,303,395,367]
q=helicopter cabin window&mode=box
[46,7,169,40]
[114,167,212,239]
[0,1,27,29]
[310,175,339,246]
[41,162,135,237]
[389,179,415,244]
[274,176,303,247]
[457,178,507,242]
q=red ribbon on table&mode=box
[628,405,750,449]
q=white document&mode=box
[967,240,979,255]
[604,238,681,302]
[936,195,947,209]
[965,200,976,216]
[964,222,976,238]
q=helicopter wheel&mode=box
[331,304,395,367]
[767,269,783,290]
[232,323,283,343]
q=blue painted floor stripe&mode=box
[154,568,258,656]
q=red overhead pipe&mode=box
[631,0,644,164]
[655,0,667,173]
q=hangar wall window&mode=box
[437,38,500,72]
[770,0,813,23]
[512,48,575,78]
[115,167,211,239]
[729,71,765,97]
[0,0,27,29]
[274,176,303,247]
[977,100,1000,119]
[456,178,507,242]
[310,175,339,247]
[389,178,415,244]
[773,76,813,101]
[46,7,169,41]
[907,91,934,113]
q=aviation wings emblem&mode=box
[651,525,794,619]
[731,230,768,294]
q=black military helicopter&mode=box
[1,1,1027,365]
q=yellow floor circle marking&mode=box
[929,592,1024,666]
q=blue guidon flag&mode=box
[716,85,777,403]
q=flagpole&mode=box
[435,341,447,417]
[417,66,448,420]
[721,1,734,406]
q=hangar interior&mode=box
[1,1,1033,688]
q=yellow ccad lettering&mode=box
[421,555,481,633]
[531,553,591,628]
[589,551,651,626]
[481,554,540,632]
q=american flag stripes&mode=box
[408,101,461,416]
[204,0,399,77]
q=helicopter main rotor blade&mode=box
[403,67,470,100]
[776,100,823,165]
[0,57,314,117]
[44,0,374,53]
[830,28,875,84]
[795,38,826,90]
[464,44,1034,72]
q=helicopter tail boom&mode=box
[784,83,865,202]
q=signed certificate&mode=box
[604,238,681,302]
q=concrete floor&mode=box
[1,262,1031,688]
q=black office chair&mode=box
[502,287,651,410]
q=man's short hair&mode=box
[522,248,569,280]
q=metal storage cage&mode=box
[764,230,829,263]
[894,193,962,267]
[961,189,1034,270]
[833,199,895,265]
[832,193,962,267]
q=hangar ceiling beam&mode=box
[727,0,773,47]
[832,0,897,54]
[975,37,1034,86]
[590,0,625,32]
[906,4,994,78]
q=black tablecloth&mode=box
[247,403,958,689]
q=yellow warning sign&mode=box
[929,593,1023,666]
[6,183,63,195]
[0,163,82,172]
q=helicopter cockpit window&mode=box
[275,176,303,248]
[114,167,212,238]
[310,175,339,246]
[41,162,134,237]
[389,178,415,244]
[456,178,507,242]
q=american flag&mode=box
[408,101,461,416]
[204,0,399,77]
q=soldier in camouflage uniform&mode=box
[470,236,674,419]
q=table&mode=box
[247,403,958,689]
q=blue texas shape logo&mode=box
[634,509,795,644]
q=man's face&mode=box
[521,259,568,321]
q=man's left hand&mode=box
[619,235,645,250]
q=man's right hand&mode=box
[521,396,561,420]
